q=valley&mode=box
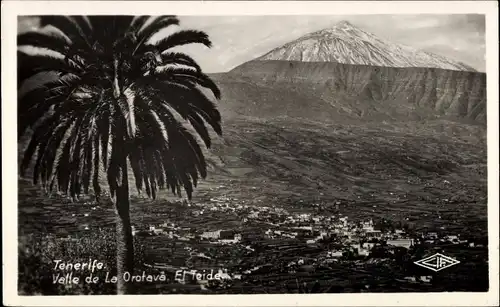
[18,117,488,294]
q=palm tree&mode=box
[18,16,222,294]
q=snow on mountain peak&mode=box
[333,20,362,32]
[337,20,353,26]
[257,20,475,71]
[331,20,356,30]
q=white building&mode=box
[201,230,221,240]
[153,228,164,235]
[327,250,343,258]
[294,226,313,231]
[316,231,328,241]
[387,239,414,249]
[366,230,383,238]
[219,233,242,244]
[362,219,374,232]
[358,248,370,257]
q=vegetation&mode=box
[18,229,147,295]
[18,15,222,294]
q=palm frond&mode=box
[146,97,208,195]
[18,75,90,138]
[48,120,76,192]
[18,52,80,85]
[186,112,212,148]
[147,79,222,136]
[18,31,71,55]
[39,16,91,49]
[136,16,179,49]
[38,119,75,187]
[55,131,74,194]
[154,67,221,99]
[152,30,212,53]
[92,134,102,196]
[129,16,151,34]
[97,106,111,169]
[128,145,145,194]
[53,114,84,194]
[160,52,202,71]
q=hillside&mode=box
[258,20,475,71]
[19,118,488,236]
[212,60,486,123]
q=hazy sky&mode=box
[18,14,485,73]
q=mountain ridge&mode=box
[214,60,486,123]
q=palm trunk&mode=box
[113,161,134,294]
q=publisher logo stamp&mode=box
[414,253,460,272]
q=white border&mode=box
[2,1,499,306]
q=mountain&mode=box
[201,59,487,211]
[257,20,476,72]
[217,21,486,123]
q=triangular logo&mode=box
[414,253,460,272]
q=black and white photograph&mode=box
[2,1,499,306]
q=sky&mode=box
[18,14,486,73]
